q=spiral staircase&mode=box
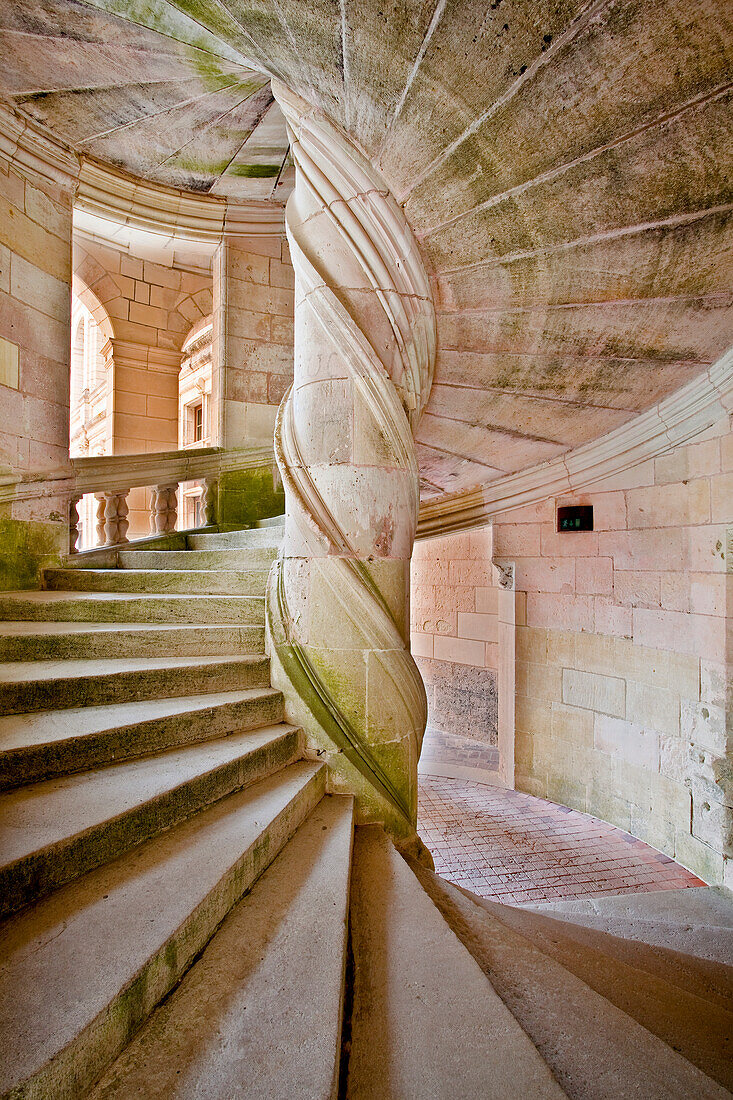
[0,0,732,1094]
[0,520,730,1100]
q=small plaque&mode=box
[557,505,593,532]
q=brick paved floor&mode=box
[417,774,705,905]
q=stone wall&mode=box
[213,235,294,451]
[0,141,74,585]
[411,527,499,745]
[494,415,732,884]
[1,154,72,482]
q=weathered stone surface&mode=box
[416,655,498,746]
[1,0,730,495]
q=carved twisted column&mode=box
[267,85,436,851]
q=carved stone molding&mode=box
[266,83,436,851]
[150,485,178,535]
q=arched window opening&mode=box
[70,288,113,549]
[178,316,213,529]
[69,292,110,460]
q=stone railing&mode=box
[68,445,277,551]
[0,446,277,555]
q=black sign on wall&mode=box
[557,505,593,532]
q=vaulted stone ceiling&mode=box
[2,0,732,497]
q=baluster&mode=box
[95,493,106,547]
[95,490,130,546]
[150,483,178,534]
[201,477,217,527]
[69,494,82,554]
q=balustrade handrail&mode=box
[73,445,274,495]
[0,445,276,505]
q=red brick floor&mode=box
[417,774,705,905]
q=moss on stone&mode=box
[217,466,284,528]
[0,517,65,591]
[228,164,281,178]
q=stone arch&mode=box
[71,272,115,345]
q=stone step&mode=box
[116,547,278,570]
[187,528,283,550]
[0,622,265,661]
[487,896,733,1013]
[0,590,265,624]
[0,654,270,715]
[346,826,565,1100]
[459,891,733,1090]
[91,795,353,1100]
[0,722,302,918]
[0,761,326,1099]
[522,886,733,966]
[44,567,270,596]
[411,864,730,1099]
[525,885,733,928]
[255,514,286,527]
[519,909,733,968]
[0,686,284,790]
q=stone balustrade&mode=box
[58,445,278,551]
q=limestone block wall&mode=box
[0,143,74,585]
[212,235,294,450]
[0,154,72,483]
[494,415,732,884]
[411,527,499,745]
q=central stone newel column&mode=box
[267,84,436,850]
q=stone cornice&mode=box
[0,101,79,190]
[417,346,733,537]
[76,160,285,242]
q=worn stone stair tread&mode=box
[0,654,264,683]
[0,591,265,624]
[187,529,283,550]
[44,568,270,595]
[0,762,326,1100]
[0,621,259,637]
[116,548,278,570]
[482,895,733,1012]
[346,826,566,1100]
[517,909,733,967]
[0,622,265,660]
[255,515,285,527]
[410,864,730,1099]
[0,686,284,788]
[524,885,733,928]
[443,882,733,1089]
[0,654,269,714]
[91,795,354,1100]
[0,723,302,917]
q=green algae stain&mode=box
[217,466,284,529]
[0,517,65,591]
[228,164,281,178]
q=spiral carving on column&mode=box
[267,84,436,835]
